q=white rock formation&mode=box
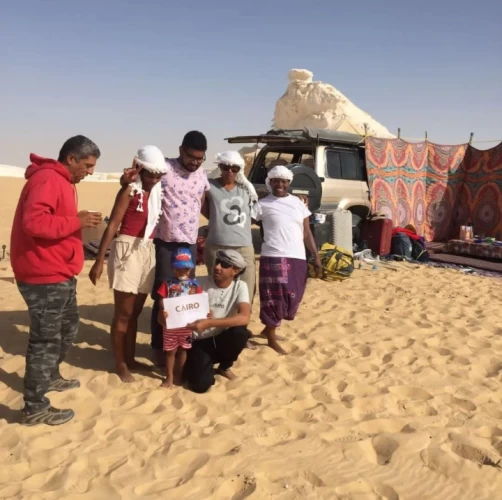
[274,69,395,138]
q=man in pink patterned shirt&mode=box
[121,131,210,364]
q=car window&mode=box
[300,153,314,169]
[340,151,358,180]
[326,150,361,180]
[264,152,294,168]
[326,151,342,178]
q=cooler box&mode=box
[331,208,353,255]
[361,218,393,256]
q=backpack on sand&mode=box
[309,243,354,281]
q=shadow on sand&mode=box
[0,302,159,408]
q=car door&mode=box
[321,147,366,210]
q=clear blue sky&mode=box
[1,0,501,172]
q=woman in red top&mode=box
[89,146,166,383]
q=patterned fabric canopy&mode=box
[366,139,502,242]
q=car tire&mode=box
[287,164,323,212]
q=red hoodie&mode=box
[10,154,84,284]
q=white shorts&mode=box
[107,234,155,295]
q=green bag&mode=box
[309,243,354,281]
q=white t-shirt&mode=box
[255,194,311,260]
[197,277,250,339]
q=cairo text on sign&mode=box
[175,302,200,313]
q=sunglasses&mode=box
[215,258,232,269]
[219,164,240,173]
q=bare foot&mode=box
[267,340,287,356]
[116,363,135,383]
[259,328,285,342]
[128,360,153,371]
[160,378,174,389]
[217,367,238,380]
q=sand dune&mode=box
[1,179,502,499]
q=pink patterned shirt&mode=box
[155,158,210,244]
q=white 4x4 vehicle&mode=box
[226,128,371,234]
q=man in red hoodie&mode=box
[11,135,103,426]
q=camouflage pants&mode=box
[17,278,79,413]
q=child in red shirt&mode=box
[157,248,205,388]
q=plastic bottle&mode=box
[358,254,364,270]
[372,255,380,271]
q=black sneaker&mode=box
[48,377,80,392]
[21,406,75,426]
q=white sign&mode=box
[163,293,210,330]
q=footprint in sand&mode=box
[450,441,502,469]
[305,371,323,385]
[195,405,208,419]
[171,394,184,410]
[278,364,305,382]
[450,396,477,412]
[311,385,333,403]
[486,362,502,378]
[233,475,257,500]
[286,409,316,423]
[370,435,400,465]
[176,452,211,486]
[29,433,71,451]
[253,427,306,447]
[320,359,336,370]
[169,422,192,441]
[481,403,502,420]
[355,344,372,357]
[446,412,472,428]
[467,338,491,350]
[454,356,471,366]
[420,446,460,479]
[382,353,393,364]
[328,431,373,444]
[389,385,433,401]
[337,381,348,393]
[216,414,245,426]
[302,470,325,487]
[250,397,262,408]
[335,479,399,500]
[64,461,100,495]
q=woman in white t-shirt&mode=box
[254,165,322,354]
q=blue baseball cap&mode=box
[172,247,194,269]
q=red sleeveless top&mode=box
[119,193,154,239]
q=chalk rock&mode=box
[274,69,395,138]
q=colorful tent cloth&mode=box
[365,139,502,242]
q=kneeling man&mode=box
[184,249,250,393]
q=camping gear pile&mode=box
[309,243,354,281]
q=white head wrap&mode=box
[135,145,168,174]
[130,145,166,245]
[266,165,293,193]
[215,150,258,203]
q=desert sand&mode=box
[1,179,502,499]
